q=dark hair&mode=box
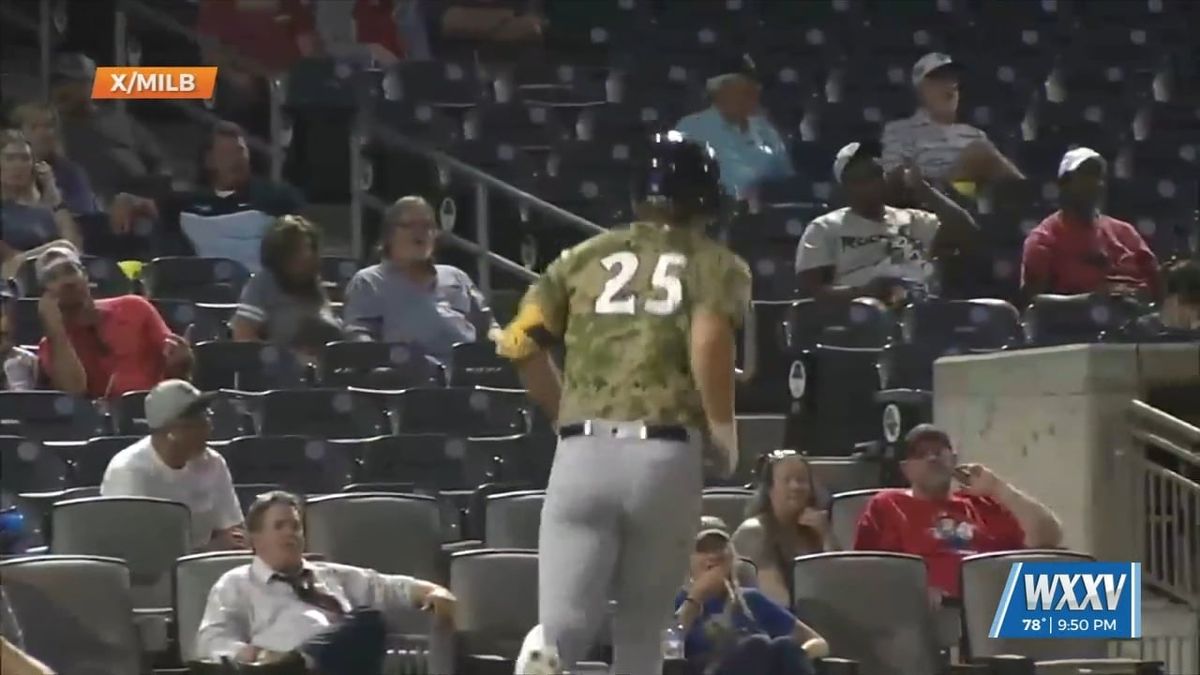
[745,449,825,576]
[261,215,323,290]
[198,120,245,184]
[246,490,303,533]
[1164,260,1200,304]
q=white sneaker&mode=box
[514,625,563,675]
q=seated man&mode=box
[853,424,1063,602]
[795,141,977,306]
[881,52,1024,193]
[34,244,193,397]
[195,490,456,672]
[675,54,794,201]
[342,195,495,363]
[1021,148,1161,300]
[100,379,245,552]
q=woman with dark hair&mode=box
[731,450,828,606]
[232,214,344,349]
[1,129,81,278]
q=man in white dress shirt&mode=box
[195,491,456,672]
[100,379,245,551]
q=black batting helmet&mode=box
[633,131,724,222]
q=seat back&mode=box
[961,550,1104,660]
[1024,294,1147,346]
[255,389,390,439]
[219,436,354,494]
[304,493,442,582]
[792,552,940,675]
[174,551,253,661]
[0,392,107,441]
[450,549,539,658]
[320,342,445,389]
[0,555,142,674]
[829,489,885,551]
[357,434,471,490]
[192,341,306,391]
[484,490,545,549]
[449,341,521,389]
[142,256,250,303]
[0,436,68,506]
[50,435,139,487]
[700,488,755,531]
[393,387,532,437]
[50,497,191,609]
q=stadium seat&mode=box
[961,550,1104,661]
[389,60,487,108]
[12,254,132,298]
[883,299,1023,391]
[792,552,941,675]
[483,489,544,549]
[449,341,521,389]
[700,488,755,531]
[233,483,280,513]
[141,256,250,303]
[0,436,68,505]
[12,485,100,550]
[463,103,572,150]
[8,297,41,345]
[736,300,791,415]
[0,555,143,674]
[828,488,885,551]
[354,434,487,491]
[174,551,253,662]
[112,389,151,435]
[390,386,532,437]
[150,298,198,337]
[50,435,139,487]
[450,549,539,664]
[321,341,446,389]
[192,341,308,391]
[218,435,354,494]
[320,255,360,302]
[253,388,390,438]
[472,434,555,488]
[787,345,886,455]
[496,61,609,107]
[0,392,108,441]
[733,240,800,300]
[575,102,680,143]
[49,496,191,610]
[1023,294,1148,346]
[305,493,443,583]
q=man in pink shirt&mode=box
[1020,148,1161,300]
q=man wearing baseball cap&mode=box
[795,141,976,306]
[101,379,245,552]
[675,53,795,200]
[881,52,1024,191]
[1021,147,1161,299]
[33,244,193,398]
[853,424,1063,602]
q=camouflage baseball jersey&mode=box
[522,221,752,428]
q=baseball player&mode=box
[493,131,751,675]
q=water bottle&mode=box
[661,623,685,660]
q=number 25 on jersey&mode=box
[594,252,687,316]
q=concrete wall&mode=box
[933,343,1200,559]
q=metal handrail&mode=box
[1131,429,1200,469]
[1129,399,1200,449]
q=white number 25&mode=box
[594,252,687,316]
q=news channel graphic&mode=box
[989,561,1142,640]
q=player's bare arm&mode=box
[690,308,738,473]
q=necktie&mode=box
[272,569,345,617]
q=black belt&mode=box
[559,421,690,443]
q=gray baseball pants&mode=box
[538,420,703,675]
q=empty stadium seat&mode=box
[0,436,68,505]
[828,488,884,551]
[883,299,1023,391]
[112,389,151,435]
[463,103,571,150]
[483,489,544,549]
[305,493,442,583]
[449,341,521,389]
[472,434,555,488]
[792,552,941,675]
[192,341,307,391]
[321,341,446,389]
[736,300,795,415]
[49,496,191,610]
[141,257,250,303]
[450,549,539,664]
[218,435,354,494]
[0,392,107,441]
[701,488,755,531]
[0,555,143,674]
[390,387,532,437]
[49,435,139,487]
[320,255,360,302]
[355,434,502,491]
[253,388,390,438]
[388,60,487,108]
[1024,293,1149,346]
[173,551,253,662]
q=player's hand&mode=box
[708,421,739,477]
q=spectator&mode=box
[438,0,546,45]
[49,53,170,200]
[731,450,827,607]
[1,129,83,271]
[1021,148,1161,300]
[34,245,193,398]
[9,102,99,216]
[1111,260,1200,340]
[881,52,1024,192]
[114,121,304,273]
[312,0,433,66]
[675,54,794,201]
[675,520,827,675]
[100,379,245,552]
[195,490,456,670]
[795,141,977,306]
[853,424,1063,602]
[1,285,38,390]
[232,215,343,347]
[343,195,495,363]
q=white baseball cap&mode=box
[145,379,216,431]
[911,52,962,86]
[34,243,83,284]
[1057,147,1104,178]
[832,141,881,184]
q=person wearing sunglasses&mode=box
[674,519,827,675]
[853,424,1063,605]
[731,450,828,607]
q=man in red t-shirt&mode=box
[853,424,1063,600]
[35,245,193,398]
[1020,147,1161,300]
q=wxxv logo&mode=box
[989,561,1141,639]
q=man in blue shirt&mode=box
[675,54,794,201]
